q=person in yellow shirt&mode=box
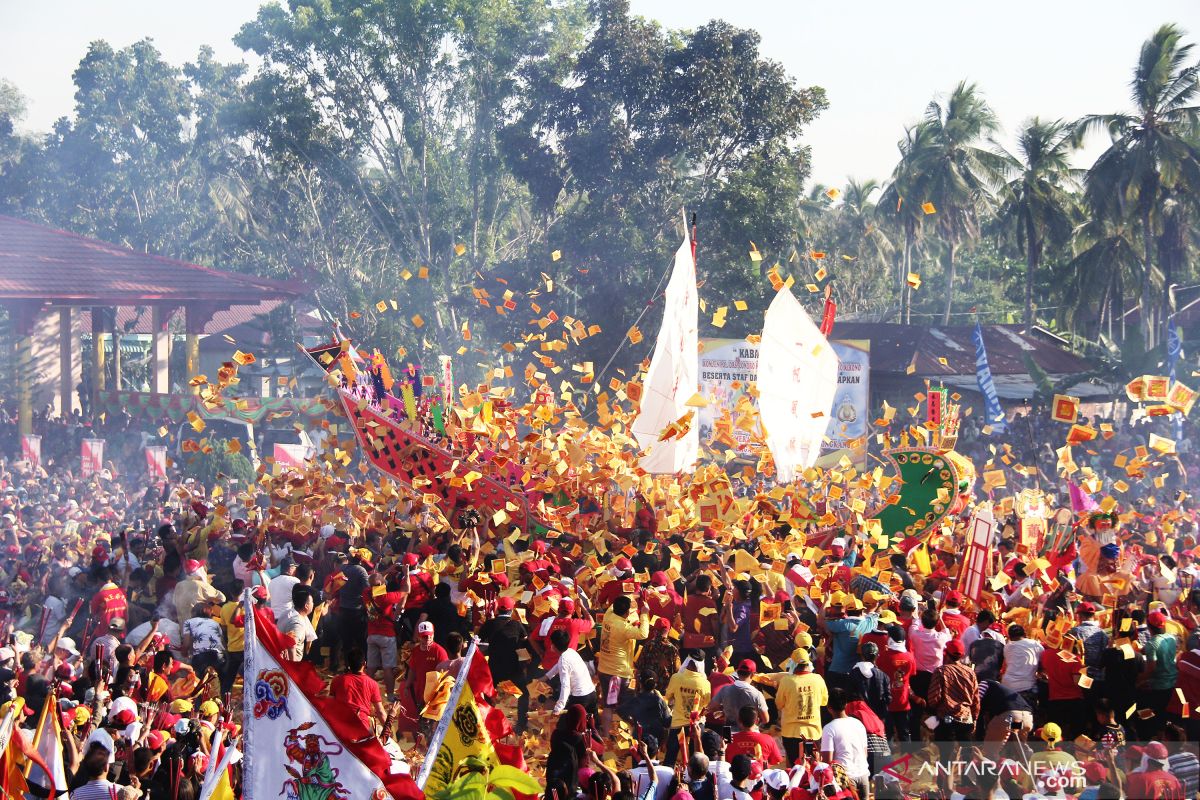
[775,649,828,766]
[597,594,650,737]
[663,650,711,767]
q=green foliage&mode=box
[428,763,542,800]
[182,440,255,487]
[1,8,1198,385]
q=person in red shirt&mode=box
[595,558,636,610]
[682,573,720,656]
[363,569,408,701]
[645,572,682,622]
[89,566,128,636]
[531,598,594,671]
[403,621,448,717]
[330,647,386,737]
[727,705,783,773]
[1040,632,1085,739]
[1125,742,1185,799]
[876,627,916,742]
[939,591,970,642]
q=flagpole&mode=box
[241,589,255,795]
[23,689,52,778]
[415,637,479,790]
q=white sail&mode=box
[756,286,839,482]
[631,224,699,474]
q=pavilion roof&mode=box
[0,215,303,305]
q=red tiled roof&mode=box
[0,215,303,303]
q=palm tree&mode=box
[878,123,934,324]
[909,81,1008,324]
[1078,23,1200,347]
[832,178,893,311]
[994,118,1080,328]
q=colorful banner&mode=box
[81,439,104,478]
[144,445,167,479]
[972,321,1007,432]
[93,391,333,426]
[272,443,311,470]
[439,355,454,407]
[20,435,40,470]
[698,338,870,469]
[242,596,422,800]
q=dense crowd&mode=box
[0,391,1195,800]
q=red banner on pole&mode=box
[20,435,40,470]
[144,445,167,479]
[81,438,105,478]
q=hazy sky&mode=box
[2,0,1199,187]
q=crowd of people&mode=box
[0,378,1196,800]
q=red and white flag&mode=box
[957,504,995,605]
[27,691,66,797]
[242,595,422,800]
[273,443,311,470]
[80,438,104,477]
[145,445,167,480]
[20,435,40,470]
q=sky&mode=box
[2,0,1199,188]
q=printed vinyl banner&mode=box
[20,435,40,470]
[81,438,105,478]
[698,338,870,469]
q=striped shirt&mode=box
[70,780,119,800]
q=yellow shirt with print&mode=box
[597,610,650,679]
[665,669,711,728]
[775,671,828,740]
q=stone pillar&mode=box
[151,306,172,394]
[91,309,107,402]
[58,308,78,416]
[185,304,219,394]
[11,302,45,437]
[111,310,123,391]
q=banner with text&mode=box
[698,338,870,469]
[144,446,167,480]
[20,435,40,470]
[81,438,105,478]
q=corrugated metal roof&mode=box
[0,215,304,304]
[831,323,1094,377]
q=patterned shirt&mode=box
[635,636,680,692]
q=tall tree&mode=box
[994,117,1079,328]
[1079,23,1200,346]
[878,123,934,324]
[234,0,576,352]
[909,82,1006,324]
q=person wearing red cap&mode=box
[939,590,970,642]
[531,597,594,672]
[634,615,679,695]
[1126,741,1184,799]
[1138,610,1178,737]
[479,594,529,732]
[927,638,978,744]
[645,571,682,622]
[707,659,768,731]
[595,557,636,610]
